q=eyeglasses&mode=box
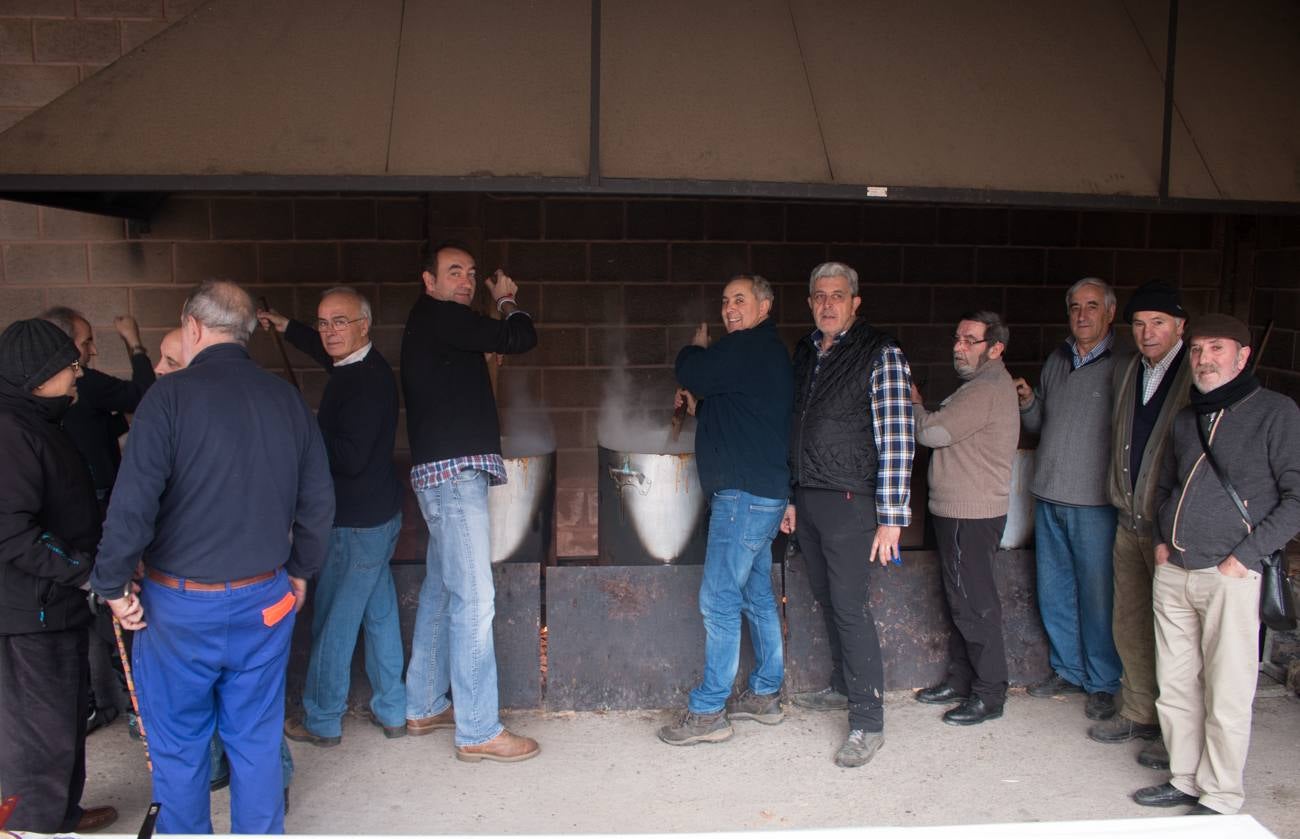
[315,316,368,332]
[952,335,988,348]
[69,360,82,373]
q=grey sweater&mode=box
[1020,341,1126,507]
[1155,385,1300,573]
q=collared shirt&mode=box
[1068,330,1114,369]
[809,329,914,528]
[410,455,507,491]
[1140,339,1183,404]
[333,342,372,368]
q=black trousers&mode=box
[797,487,885,733]
[934,515,1009,705]
[0,628,90,832]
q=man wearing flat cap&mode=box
[1088,281,1191,770]
[1133,314,1300,816]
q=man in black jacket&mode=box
[258,288,406,745]
[784,261,915,768]
[0,319,117,834]
[659,275,794,746]
[401,243,539,762]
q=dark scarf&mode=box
[0,379,73,423]
[1189,370,1259,415]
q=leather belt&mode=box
[145,568,277,592]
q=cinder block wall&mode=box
[1252,216,1300,404]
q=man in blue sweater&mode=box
[658,274,794,746]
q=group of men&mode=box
[2,245,1294,832]
[659,264,1298,818]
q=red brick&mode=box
[48,285,128,325]
[121,19,168,52]
[0,21,33,62]
[787,202,861,243]
[341,242,420,283]
[0,64,78,107]
[589,326,666,366]
[91,241,172,284]
[210,198,293,240]
[41,207,125,240]
[129,286,189,327]
[294,198,375,240]
[376,283,419,327]
[174,242,256,284]
[0,199,39,239]
[626,200,704,241]
[0,0,73,15]
[542,283,621,325]
[259,243,338,285]
[545,199,623,240]
[705,201,783,242]
[669,243,748,283]
[140,197,209,240]
[0,287,45,329]
[377,199,426,241]
[3,243,86,284]
[529,326,585,366]
[33,20,119,63]
[77,0,164,18]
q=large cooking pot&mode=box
[488,439,555,564]
[999,449,1036,549]
[598,446,707,565]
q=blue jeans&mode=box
[134,569,295,835]
[302,513,405,735]
[1034,500,1122,694]
[688,490,786,714]
[406,470,502,746]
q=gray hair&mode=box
[959,310,1010,350]
[728,274,774,304]
[41,306,86,336]
[321,286,372,321]
[809,262,859,296]
[1065,277,1116,313]
[181,280,257,344]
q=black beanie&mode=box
[1123,280,1187,323]
[0,318,79,391]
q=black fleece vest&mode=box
[789,319,893,494]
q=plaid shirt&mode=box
[1141,339,1183,404]
[810,330,914,528]
[410,455,507,490]
[1069,330,1114,369]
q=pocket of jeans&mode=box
[742,503,785,551]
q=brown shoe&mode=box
[455,729,539,763]
[407,706,455,736]
[284,717,340,747]
[76,806,118,833]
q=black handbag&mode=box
[1196,419,1297,632]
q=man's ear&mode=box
[421,270,436,295]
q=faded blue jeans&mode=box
[302,512,405,736]
[406,470,503,746]
[688,490,787,714]
[1034,500,1122,694]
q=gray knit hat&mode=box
[0,318,79,390]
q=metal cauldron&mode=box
[598,446,707,565]
[1000,449,1036,549]
[488,440,555,564]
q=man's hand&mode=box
[780,505,797,534]
[289,575,308,613]
[691,322,709,349]
[484,269,519,302]
[256,309,289,333]
[1154,543,1171,566]
[1217,555,1249,578]
[106,585,146,630]
[674,388,698,417]
[1013,377,1034,409]
[909,383,923,405]
[114,315,142,348]
[869,525,902,566]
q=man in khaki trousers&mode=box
[1134,314,1300,816]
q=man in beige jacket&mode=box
[910,312,1021,726]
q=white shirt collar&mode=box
[333,342,372,367]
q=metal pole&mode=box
[1158,0,1180,199]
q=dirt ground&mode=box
[78,687,1299,836]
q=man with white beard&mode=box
[1133,314,1300,816]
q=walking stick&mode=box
[258,296,301,391]
[111,614,152,773]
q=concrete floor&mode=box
[83,689,1298,837]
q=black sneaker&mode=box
[833,729,884,767]
[791,687,848,711]
[726,689,784,725]
[1085,691,1116,720]
[1026,673,1084,698]
[657,709,733,745]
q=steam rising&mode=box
[596,353,695,455]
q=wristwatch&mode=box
[131,344,147,355]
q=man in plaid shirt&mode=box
[783,261,914,768]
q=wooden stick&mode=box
[112,615,152,773]
[1250,319,1274,375]
[258,296,301,391]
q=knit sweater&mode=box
[914,358,1020,519]
[1020,340,1127,507]
[1107,350,1192,536]
[1155,385,1300,573]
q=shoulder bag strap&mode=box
[1195,412,1251,527]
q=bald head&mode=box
[155,329,184,376]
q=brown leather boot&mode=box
[455,729,540,763]
[406,705,454,736]
[75,806,118,833]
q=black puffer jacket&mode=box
[790,319,894,494]
[0,381,100,636]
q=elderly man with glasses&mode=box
[258,288,407,747]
